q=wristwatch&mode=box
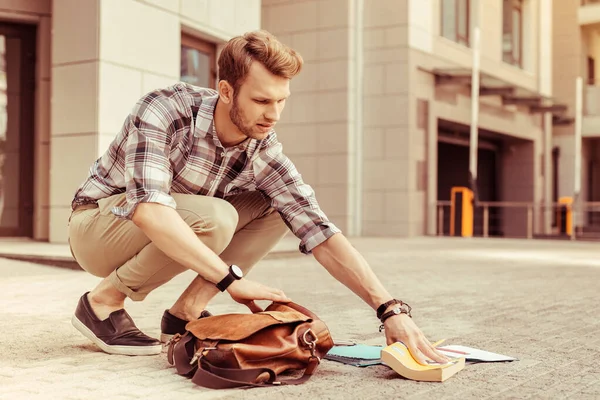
[216,264,244,292]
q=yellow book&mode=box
[380,342,465,382]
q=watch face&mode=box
[231,265,243,279]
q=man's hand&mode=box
[227,279,291,313]
[384,313,450,365]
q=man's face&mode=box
[229,62,290,140]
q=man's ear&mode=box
[218,80,234,104]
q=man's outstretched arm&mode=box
[252,140,449,365]
[312,232,449,365]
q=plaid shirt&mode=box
[72,83,340,254]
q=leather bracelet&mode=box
[378,302,412,332]
[376,299,407,320]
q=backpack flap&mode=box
[185,309,311,341]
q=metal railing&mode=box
[436,200,600,240]
[578,201,600,236]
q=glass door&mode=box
[0,23,36,237]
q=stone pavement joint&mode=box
[1,237,599,399]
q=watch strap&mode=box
[216,272,235,292]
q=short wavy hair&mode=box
[218,30,303,91]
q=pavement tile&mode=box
[579,382,600,395]
[1,237,600,399]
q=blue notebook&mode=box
[325,344,384,367]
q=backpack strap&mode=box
[191,357,320,389]
[169,332,220,377]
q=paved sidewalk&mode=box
[1,237,599,399]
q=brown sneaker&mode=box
[160,309,212,343]
[71,292,161,356]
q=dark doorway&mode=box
[0,22,36,237]
[437,140,500,236]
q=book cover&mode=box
[380,342,465,382]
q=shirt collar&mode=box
[193,90,262,152]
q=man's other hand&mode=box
[227,279,291,313]
[384,313,451,365]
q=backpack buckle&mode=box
[190,347,217,365]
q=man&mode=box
[68,30,448,365]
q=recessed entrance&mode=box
[0,22,36,237]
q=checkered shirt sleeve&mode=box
[253,138,341,254]
[111,95,181,219]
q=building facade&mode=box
[263,0,559,238]
[553,0,600,231]
[0,0,595,244]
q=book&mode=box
[380,342,465,382]
[325,343,383,367]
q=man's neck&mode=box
[214,99,246,148]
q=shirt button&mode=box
[221,152,225,156]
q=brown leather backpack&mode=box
[167,301,334,389]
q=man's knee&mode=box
[176,196,239,253]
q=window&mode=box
[441,0,470,47]
[502,0,523,67]
[180,34,216,89]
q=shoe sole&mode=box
[71,314,162,356]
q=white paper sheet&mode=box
[438,345,517,362]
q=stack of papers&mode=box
[437,345,518,363]
[325,342,517,367]
[325,343,383,367]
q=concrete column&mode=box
[34,14,52,240]
[539,0,553,234]
[262,0,356,234]
[50,0,101,242]
[95,0,180,154]
[362,0,411,237]
[552,0,582,210]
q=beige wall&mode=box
[261,0,358,235]
[50,0,261,243]
[553,1,585,200]
[431,0,541,93]
[361,0,413,236]
[0,0,51,239]
[500,140,535,237]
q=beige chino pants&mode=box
[68,192,289,301]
